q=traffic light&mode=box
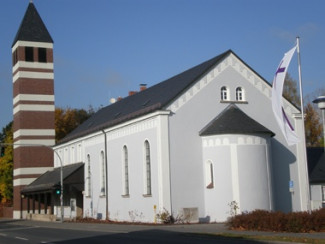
[55,187,61,195]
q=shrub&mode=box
[156,208,175,224]
[227,208,325,233]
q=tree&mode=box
[283,73,300,108]
[55,106,95,142]
[304,103,323,147]
[0,122,12,143]
[0,106,95,202]
[0,122,13,203]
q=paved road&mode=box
[0,219,324,244]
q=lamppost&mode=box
[53,149,64,223]
[313,96,325,152]
[0,143,64,222]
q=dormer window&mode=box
[236,87,244,101]
[221,86,228,101]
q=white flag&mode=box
[272,46,300,145]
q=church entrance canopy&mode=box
[20,163,84,219]
[21,162,84,195]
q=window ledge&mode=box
[220,100,248,104]
[142,194,152,198]
[121,194,130,198]
[206,182,214,189]
[100,194,106,198]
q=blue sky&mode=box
[0,0,324,130]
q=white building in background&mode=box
[51,50,309,222]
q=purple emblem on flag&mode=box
[273,61,285,88]
[282,107,294,131]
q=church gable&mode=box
[167,52,299,119]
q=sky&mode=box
[0,0,324,130]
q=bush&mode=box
[227,208,325,233]
[156,208,175,224]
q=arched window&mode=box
[205,161,214,189]
[221,86,228,101]
[144,141,151,195]
[86,154,91,196]
[64,148,68,164]
[70,146,75,163]
[123,146,129,195]
[236,87,244,101]
[100,151,106,195]
[77,144,82,162]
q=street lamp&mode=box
[53,150,64,223]
[0,142,64,222]
[313,96,325,152]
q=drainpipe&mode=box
[101,129,109,220]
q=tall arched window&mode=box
[205,161,214,189]
[144,140,151,195]
[86,154,91,196]
[236,87,244,101]
[77,144,82,162]
[221,86,228,101]
[70,146,75,163]
[123,146,129,195]
[100,151,106,195]
[64,148,68,164]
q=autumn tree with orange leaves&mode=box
[55,107,94,142]
[0,122,13,203]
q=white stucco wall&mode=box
[166,53,308,221]
[53,111,171,223]
[202,134,273,222]
[310,184,324,210]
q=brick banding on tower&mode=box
[12,2,55,219]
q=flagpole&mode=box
[296,36,311,212]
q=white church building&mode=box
[51,50,309,223]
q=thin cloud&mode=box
[270,22,320,42]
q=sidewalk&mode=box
[1,218,324,241]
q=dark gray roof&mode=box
[12,2,53,46]
[307,147,325,184]
[312,96,325,104]
[200,104,275,137]
[21,163,84,194]
[60,50,233,143]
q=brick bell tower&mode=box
[12,2,55,219]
